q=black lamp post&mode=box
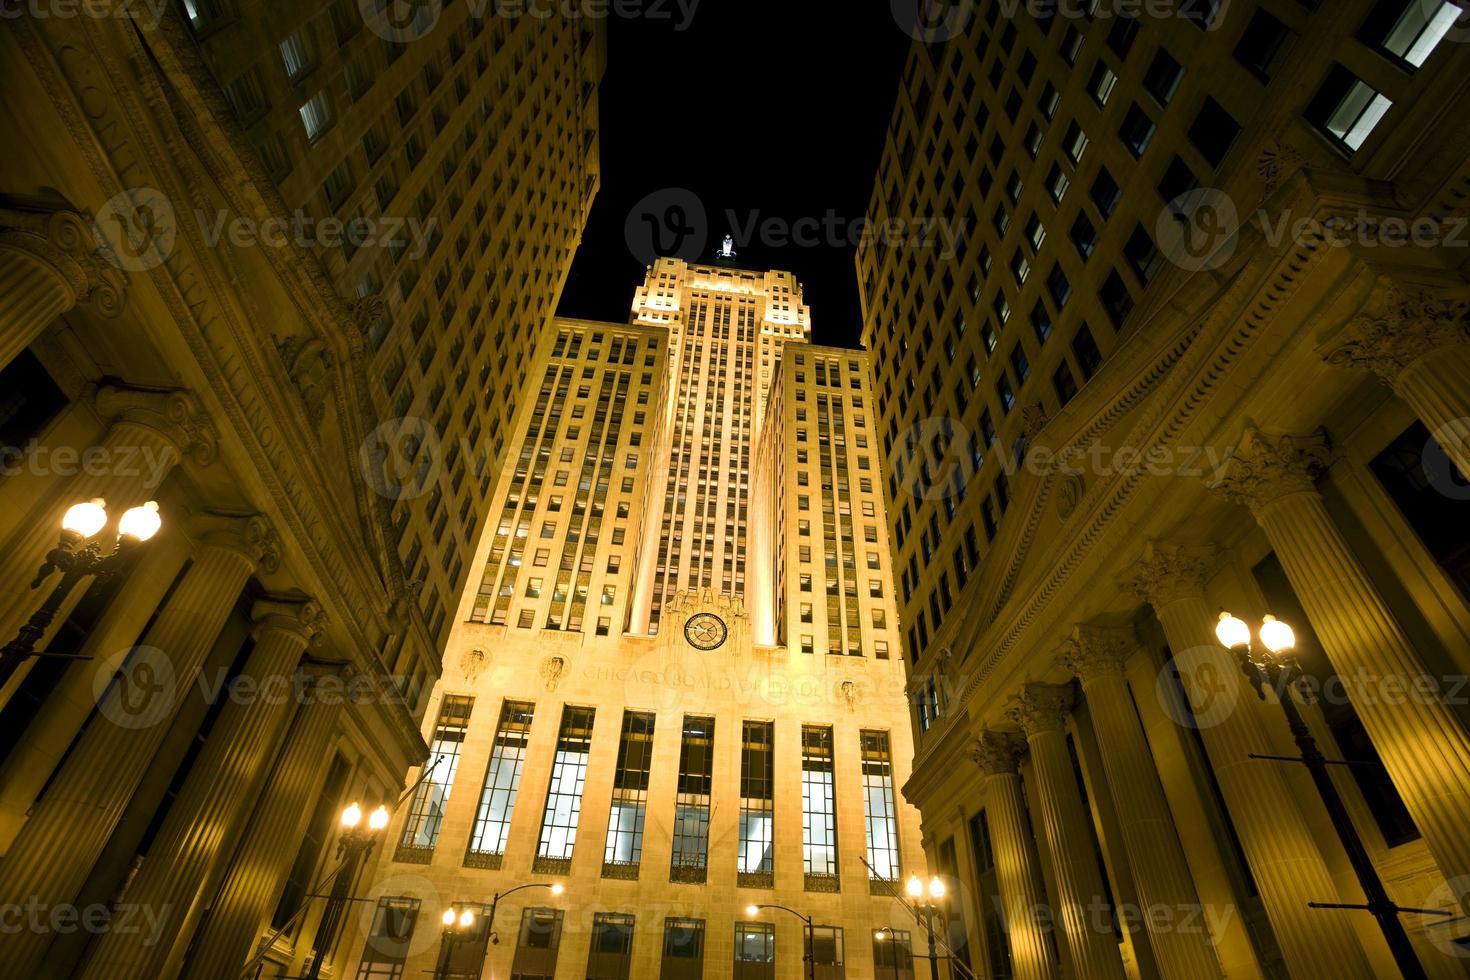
[433,904,479,980]
[0,498,161,686]
[1215,611,1449,980]
[905,875,947,980]
[746,903,816,980]
[305,801,390,980]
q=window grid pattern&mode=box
[465,700,534,867]
[535,705,595,871]
[738,720,775,888]
[603,711,655,876]
[801,725,839,890]
[670,716,715,882]
[396,695,473,861]
[861,730,902,886]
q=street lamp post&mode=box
[434,905,478,980]
[482,881,565,949]
[1215,611,1449,980]
[304,801,390,980]
[0,498,161,686]
[905,875,947,980]
[746,903,816,980]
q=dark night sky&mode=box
[555,1,913,349]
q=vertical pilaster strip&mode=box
[972,729,1058,980]
[1009,684,1126,980]
[80,598,323,979]
[1063,626,1223,979]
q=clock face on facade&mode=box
[684,613,728,651]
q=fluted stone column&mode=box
[0,385,217,648]
[1008,684,1126,980]
[1324,276,1470,480]
[0,208,125,368]
[1062,625,1223,979]
[181,670,347,980]
[81,597,324,979]
[0,515,276,975]
[972,730,1058,980]
[1123,541,1372,979]
[1212,427,1470,894]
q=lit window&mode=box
[1308,65,1394,151]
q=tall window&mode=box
[466,700,534,867]
[661,918,706,980]
[734,921,776,980]
[586,913,635,980]
[811,926,845,975]
[802,726,839,890]
[873,928,914,979]
[671,716,715,882]
[738,721,775,887]
[397,696,473,859]
[536,705,595,872]
[861,731,901,884]
[354,897,420,980]
[604,711,655,876]
[510,908,564,980]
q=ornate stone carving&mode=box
[200,513,282,574]
[94,383,219,467]
[275,334,335,426]
[540,655,566,692]
[1021,403,1049,440]
[1056,472,1085,519]
[251,596,325,645]
[1255,139,1307,197]
[459,647,488,684]
[352,294,391,343]
[971,729,1026,775]
[1324,276,1470,389]
[1207,425,1330,513]
[1121,541,1216,608]
[1006,683,1074,737]
[1061,624,1134,683]
[839,679,858,712]
[0,206,126,316]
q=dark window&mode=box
[1031,301,1053,345]
[1143,47,1184,105]
[1090,167,1121,218]
[1119,103,1157,157]
[1234,8,1293,80]
[1070,212,1098,258]
[1072,325,1103,380]
[587,913,635,980]
[661,918,706,980]
[1107,15,1140,58]
[1124,224,1164,284]
[0,349,66,450]
[1054,362,1079,405]
[1369,421,1470,597]
[1047,264,1072,308]
[1188,97,1242,167]
[1157,156,1200,204]
[1099,270,1135,328]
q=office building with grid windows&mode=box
[864,1,1470,977]
[345,277,932,978]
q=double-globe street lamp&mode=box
[304,801,391,980]
[745,903,816,980]
[905,875,948,980]
[436,883,565,980]
[1214,611,1450,980]
[0,497,162,686]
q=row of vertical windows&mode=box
[396,700,900,890]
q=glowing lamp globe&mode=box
[62,499,108,539]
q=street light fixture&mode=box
[434,904,480,979]
[746,903,816,980]
[482,882,566,949]
[1,499,162,685]
[304,802,390,980]
[904,876,948,980]
[873,928,901,980]
[1215,610,1448,980]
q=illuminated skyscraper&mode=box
[346,267,931,979]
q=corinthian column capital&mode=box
[1121,541,1216,608]
[971,729,1027,775]
[1061,624,1134,684]
[195,513,282,574]
[0,207,126,317]
[1325,275,1470,388]
[252,596,325,646]
[93,384,219,467]
[1207,425,1330,513]
[1007,683,1074,737]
